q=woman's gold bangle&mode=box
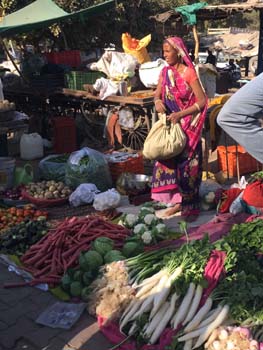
[194,102,201,112]
[154,99,162,104]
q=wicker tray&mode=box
[22,190,69,208]
[45,204,95,220]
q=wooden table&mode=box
[58,88,156,150]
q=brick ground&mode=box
[0,263,112,350]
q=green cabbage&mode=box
[122,241,143,258]
[61,273,71,291]
[92,237,114,256]
[81,286,91,301]
[79,250,103,271]
[73,270,83,282]
[82,271,93,286]
[70,281,83,297]
[104,250,126,264]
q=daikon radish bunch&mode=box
[120,236,213,343]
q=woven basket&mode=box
[22,190,68,208]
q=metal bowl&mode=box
[129,174,152,191]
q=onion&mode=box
[250,340,259,350]
[226,340,235,350]
[212,340,221,350]
[218,328,229,340]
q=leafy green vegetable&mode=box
[83,250,103,271]
[81,286,91,301]
[122,241,144,258]
[104,250,126,264]
[82,271,93,286]
[92,237,114,256]
[70,281,83,297]
[73,270,83,282]
[61,274,71,291]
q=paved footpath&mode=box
[0,263,112,350]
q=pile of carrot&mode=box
[4,216,130,288]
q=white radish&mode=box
[192,304,230,349]
[196,306,223,330]
[151,266,183,319]
[148,274,169,318]
[136,280,157,299]
[172,283,196,329]
[144,302,170,338]
[149,293,179,344]
[183,339,193,350]
[120,298,137,324]
[183,284,203,326]
[135,270,165,289]
[131,293,155,320]
[178,326,207,342]
[120,299,143,332]
[184,297,213,333]
[128,322,138,336]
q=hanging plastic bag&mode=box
[69,183,99,207]
[90,51,138,80]
[65,147,112,191]
[122,33,151,64]
[93,189,121,211]
[39,154,69,182]
[14,164,33,186]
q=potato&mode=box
[49,185,56,192]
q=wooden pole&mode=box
[0,37,29,85]
[192,24,199,64]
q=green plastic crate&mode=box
[65,71,105,90]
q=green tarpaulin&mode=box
[0,0,115,36]
[174,2,208,25]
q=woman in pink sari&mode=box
[152,37,207,219]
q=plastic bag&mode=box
[14,164,33,186]
[20,133,43,160]
[122,33,151,64]
[90,51,138,80]
[36,302,86,329]
[65,147,112,191]
[38,154,69,182]
[139,59,167,88]
[93,189,121,211]
[229,191,244,214]
[69,183,99,207]
[231,175,248,190]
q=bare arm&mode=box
[154,74,166,113]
